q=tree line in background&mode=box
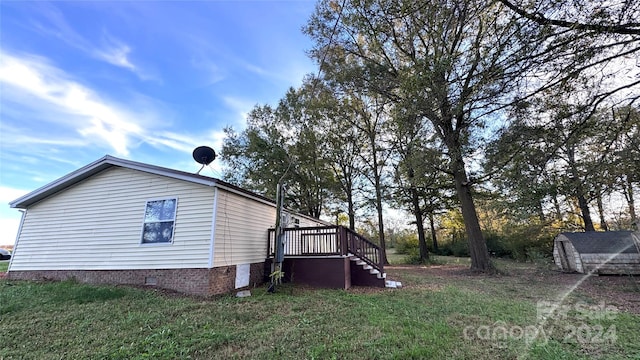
[221,0,640,271]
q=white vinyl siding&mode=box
[295,215,324,228]
[212,189,276,266]
[211,188,328,267]
[10,167,214,271]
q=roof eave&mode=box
[7,155,328,225]
[9,155,217,209]
[9,155,112,209]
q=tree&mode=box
[499,0,640,36]
[486,1,640,231]
[495,2,639,230]
[488,101,639,232]
[501,0,640,123]
[347,91,393,264]
[221,86,337,218]
[306,0,544,271]
[312,79,368,230]
[221,106,289,197]
[389,107,452,262]
[484,123,554,223]
[611,106,640,229]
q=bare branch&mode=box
[500,0,640,35]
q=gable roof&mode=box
[9,155,273,209]
[559,231,640,254]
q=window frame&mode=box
[139,197,178,245]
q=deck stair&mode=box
[267,225,401,289]
[349,255,401,288]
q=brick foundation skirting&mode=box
[7,262,265,296]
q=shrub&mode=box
[395,232,420,255]
[484,232,510,258]
[499,223,555,262]
[432,224,554,262]
[527,248,553,265]
[432,239,467,257]
[447,240,470,257]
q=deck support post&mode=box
[339,226,348,256]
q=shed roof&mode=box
[9,155,273,209]
[558,231,640,254]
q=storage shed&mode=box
[553,231,640,274]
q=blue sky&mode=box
[0,1,318,245]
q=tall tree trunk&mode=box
[370,139,388,265]
[537,200,546,223]
[453,171,491,271]
[567,147,595,231]
[411,186,429,262]
[576,189,595,231]
[553,193,563,220]
[626,175,637,230]
[347,190,355,230]
[428,212,438,253]
[374,173,388,265]
[442,121,490,271]
[596,191,608,231]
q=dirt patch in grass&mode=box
[553,272,640,314]
[385,261,640,314]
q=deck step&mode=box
[350,254,389,284]
[385,280,402,289]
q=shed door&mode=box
[558,241,573,271]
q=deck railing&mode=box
[267,225,383,273]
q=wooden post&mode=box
[339,226,348,256]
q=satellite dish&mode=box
[193,146,216,165]
[192,146,216,174]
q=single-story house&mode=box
[553,231,640,274]
[8,155,389,295]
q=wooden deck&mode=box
[266,225,385,288]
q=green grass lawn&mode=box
[1,258,638,359]
[0,261,8,272]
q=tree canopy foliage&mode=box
[221,83,338,218]
[220,0,640,271]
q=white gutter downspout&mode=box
[208,187,219,268]
[8,209,27,271]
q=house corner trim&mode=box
[208,187,219,268]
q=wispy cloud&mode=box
[144,131,203,153]
[0,124,88,148]
[142,129,225,155]
[236,41,315,88]
[0,51,227,161]
[29,2,90,51]
[93,33,136,71]
[243,62,269,77]
[0,52,143,156]
[222,96,257,124]
[190,56,226,86]
[28,2,152,80]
